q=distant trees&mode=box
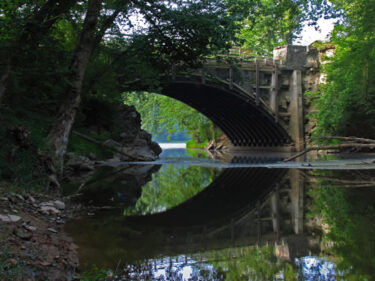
[123,92,221,146]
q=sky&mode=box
[297,18,336,45]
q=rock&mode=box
[23,225,37,232]
[0,214,22,223]
[88,152,97,160]
[138,130,152,142]
[47,228,58,233]
[53,200,65,210]
[27,195,36,204]
[40,202,54,207]
[0,197,8,201]
[103,139,121,149]
[48,174,61,190]
[15,194,24,201]
[40,261,51,266]
[14,228,33,240]
[40,206,60,215]
[134,138,148,147]
[65,155,94,171]
[150,141,162,155]
[8,258,18,265]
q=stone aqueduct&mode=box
[155,45,332,151]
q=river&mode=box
[64,147,375,280]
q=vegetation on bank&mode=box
[308,0,375,140]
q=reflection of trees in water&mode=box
[118,258,225,281]
[211,246,286,281]
[307,170,375,280]
[124,165,220,215]
[114,245,299,281]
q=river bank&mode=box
[0,185,80,280]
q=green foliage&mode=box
[236,1,304,55]
[124,165,219,215]
[284,263,297,281]
[309,0,375,138]
[186,139,209,149]
[67,130,113,160]
[212,245,285,281]
[228,0,337,55]
[0,108,49,190]
[308,171,375,279]
[123,92,223,146]
[80,264,113,281]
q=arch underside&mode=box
[160,80,291,147]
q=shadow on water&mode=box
[64,152,375,280]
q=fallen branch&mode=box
[72,131,138,160]
[312,136,375,144]
[284,143,375,162]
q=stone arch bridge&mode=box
[132,45,326,151]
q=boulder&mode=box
[54,200,65,210]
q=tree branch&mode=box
[284,143,375,162]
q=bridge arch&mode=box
[156,78,291,147]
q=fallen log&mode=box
[284,143,375,162]
[72,131,138,160]
[312,136,375,144]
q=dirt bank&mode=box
[0,186,81,281]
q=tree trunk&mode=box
[0,63,11,104]
[0,0,77,105]
[46,0,103,172]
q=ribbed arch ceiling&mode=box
[158,80,291,147]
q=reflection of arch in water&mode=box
[66,168,321,268]
[125,167,287,228]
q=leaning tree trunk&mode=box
[0,0,77,105]
[46,0,103,172]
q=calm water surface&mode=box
[65,148,375,280]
